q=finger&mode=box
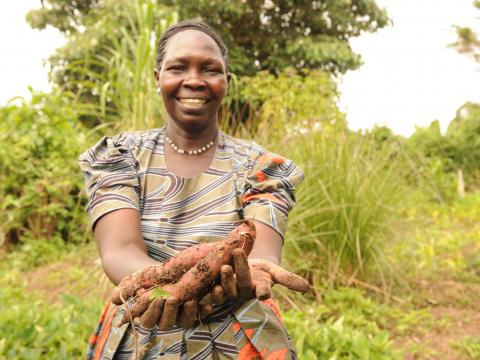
[140,298,165,328]
[212,285,224,305]
[198,302,213,319]
[179,300,197,328]
[260,262,310,293]
[239,219,256,256]
[158,297,180,331]
[220,265,238,300]
[232,249,254,300]
[117,290,152,327]
[112,286,123,305]
[112,276,138,305]
[255,279,272,300]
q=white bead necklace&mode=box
[165,131,217,155]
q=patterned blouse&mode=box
[79,127,304,360]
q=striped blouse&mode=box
[79,127,303,360]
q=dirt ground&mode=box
[26,254,112,304]
[394,279,480,360]
[26,250,479,359]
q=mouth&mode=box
[177,97,209,105]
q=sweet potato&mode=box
[116,220,256,326]
[161,226,251,302]
[112,242,217,304]
[248,257,310,294]
[113,220,256,305]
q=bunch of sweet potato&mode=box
[113,220,309,327]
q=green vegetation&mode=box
[284,129,409,287]
[0,91,89,249]
[1,0,479,359]
[0,244,109,358]
[28,0,389,77]
[0,271,104,359]
[452,336,480,360]
[284,288,401,359]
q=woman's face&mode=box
[156,30,228,130]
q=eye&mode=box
[204,67,223,74]
[167,65,186,73]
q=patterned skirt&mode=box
[87,298,297,360]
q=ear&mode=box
[153,68,160,83]
[226,72,232,83]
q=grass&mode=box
[385,194,480,359]
[0,161,478,359]
[278,129,411,289]
[64,0,176,131]
[279,193,479,359]
[283,288,401,359]
[452,336,480,360]
[0,242,110,359]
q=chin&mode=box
[172,113,217,129]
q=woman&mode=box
[80,20,305,360]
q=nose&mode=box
[183,69,206,89]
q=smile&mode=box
[178,98,208,105]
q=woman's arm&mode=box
[94,208,159,285]
[247,221,283,265]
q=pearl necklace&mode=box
[165,132,217,155]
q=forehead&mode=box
[163,29,224,64]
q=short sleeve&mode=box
[78,133,140,229]
[242,152,304,240]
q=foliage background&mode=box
[1,0,479,359]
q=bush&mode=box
[0,270,102,359]
[0,91,90,250]
[221,68,345,140]
[283,287,400,359]
[280,129,410,287]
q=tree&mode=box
[25,0,388,132]
[164,0,389,75]
[28,0,389,77]
[445,102,480,186]
[450,1,480,186]
[26,0,102,34]
[451,0,480,63]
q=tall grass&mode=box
[276,130,410,292]
[65,0,177,131]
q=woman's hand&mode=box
[211,249,310,304]
[137,297,213,330]
[113,249,309,330]
[116,288,215,330]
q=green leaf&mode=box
[150,287,170,300]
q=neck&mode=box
[165,120,218,150]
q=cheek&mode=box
[158,75,179,97]
[210,78,228,98]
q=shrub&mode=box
[221,68,345,140]
[283,287,400,359]
[280,129,410,287]
[0,270,102,359]
[0,91,90,249]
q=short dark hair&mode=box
[156,20,229,71]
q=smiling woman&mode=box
[156,28,228,178]
[79,20,307,360]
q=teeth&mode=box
[179,98,207,105]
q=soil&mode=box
[394,279,480,360]
[26,254,112,304]
[24,247,479,360]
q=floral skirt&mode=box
[87,298,297,360]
